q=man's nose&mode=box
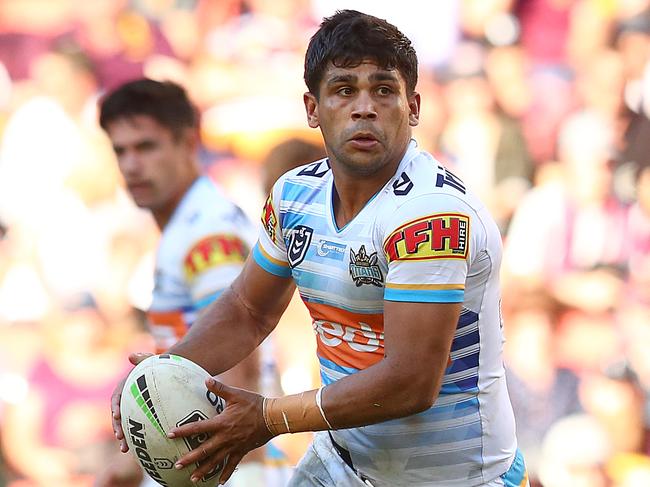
[351,92,378,120]
[118,151,140,176]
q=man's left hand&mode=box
[168,378,274,484]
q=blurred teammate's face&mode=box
[105,115,198,221]
[304,60,419,179]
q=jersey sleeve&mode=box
[253,185,291,278]
[381,194,476,303]
[184,233,250,308]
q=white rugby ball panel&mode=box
[120,354,226,487]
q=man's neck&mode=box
[331,163,397,229]
[153,175,200,230]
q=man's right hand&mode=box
[111,352,153,452]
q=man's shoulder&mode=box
[384,152,474,211]
[160,179,254,258]
[375,152,496,246]
[182,176,242,215]
[275,158,331,194]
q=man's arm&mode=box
[169,254,296,376]
[171,298,460,483]
[260,299,461,435]
[317,299,460,427]
[110,255,294,453]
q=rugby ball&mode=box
[120,354,226,487]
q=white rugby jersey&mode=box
[254,140,517,486]
[148,176,256,352]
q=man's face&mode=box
[304,60,419,177]
[105,115,195,211]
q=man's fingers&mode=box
[205,377,236,401]
[110,355,151,455]
[111,387,128,451]
[128,352,153,365]
[175,438,215,469]
[168,415,215,440]
[216,453,243,485]
[189,449,234,485]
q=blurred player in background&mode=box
[261,137,326,194]
[95,79,287,487]
[111,10,528,487]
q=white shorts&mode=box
[484,449,529,487]
[288,431,368,486]
[288,432,529,487]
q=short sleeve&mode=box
[253,185,291,278]
[381,194,473,303]
[184,234,249,308]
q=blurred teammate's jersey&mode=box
[147,176,256,352]
[255,140,518,486]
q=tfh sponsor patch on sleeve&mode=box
[183,234,248,280]
[383,213,470,262]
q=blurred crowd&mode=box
[0,0,648,486]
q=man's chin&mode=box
[131,197,154,210]
[339,154,387,176]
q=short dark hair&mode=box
[304,10,418,97]
[99,79,198,138]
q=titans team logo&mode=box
[287,225,313,268]
[349,245,383,287]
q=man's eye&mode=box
[377,86,393,95]
[137,141,156,152]
[338,87,353,96]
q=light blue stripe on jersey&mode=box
[281,181,324,205]
[295,269,381,307]
[293,268,338,292]
[405,445,483,469]
[429,396,480,421]
[318,356,359,375]
[252,244,292,277]
[501,449,527,487]
[319,356,359,386]
[194,290,223,310]
[302,294,383,315]
[363,419,483,449]
[384,288,464,303]
[321,371,336,386]
[281,210,325,232]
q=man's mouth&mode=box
[348,132,380,151]
[127,181,151,194]
[351,132,378,142]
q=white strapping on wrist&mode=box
[262,389,329,436]
[315,386,333,429]
[262,397,273,435]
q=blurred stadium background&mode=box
[0,1,649,486]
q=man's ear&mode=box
[180,127,200,152]
[408,92,421,127]
[304,92,320,128]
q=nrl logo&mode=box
[349,245,383,287]
[288,225,313,268]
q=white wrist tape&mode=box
[316,386,333,429]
